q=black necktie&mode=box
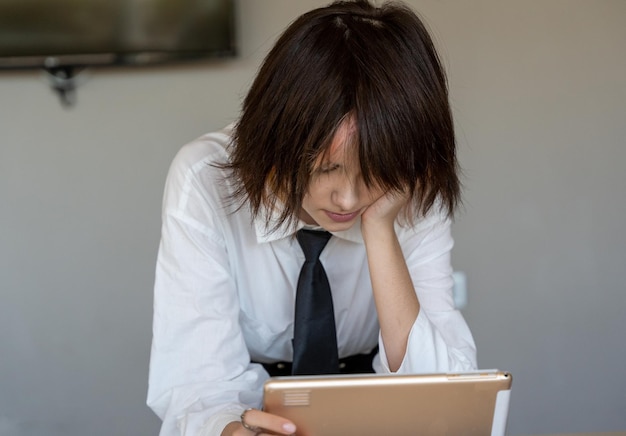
[292,229,339,375]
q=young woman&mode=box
[147,1,477,435]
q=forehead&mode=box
[320,117,359,164]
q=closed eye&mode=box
[317,163,341,174]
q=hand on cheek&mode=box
[361,189,410,228]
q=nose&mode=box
[331,176,362,212]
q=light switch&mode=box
[452,271,468,309]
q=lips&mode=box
[324,209,361,223]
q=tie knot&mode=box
[296,229,332,261]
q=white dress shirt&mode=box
[147,125,477,436]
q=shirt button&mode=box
[277,363,286,369]
[339,362,347,369]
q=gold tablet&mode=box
[263,370,512,436]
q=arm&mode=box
[148,211,264,435]
[361,192,477,374]
[147,141,296,436]
[361,191,418,371]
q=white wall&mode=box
[1,1,624,435]
[438,1,626,433]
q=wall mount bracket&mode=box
[43,66,86,108]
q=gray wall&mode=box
[1,1,624,435]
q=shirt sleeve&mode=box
[375,210,477,374]
[147,144,267,436]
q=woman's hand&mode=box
[360,188,410,230]
[222,409,296,436]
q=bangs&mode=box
[228,0,460,231]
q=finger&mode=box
[241,408,296,435]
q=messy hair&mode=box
[226,0,460,230]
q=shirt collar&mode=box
[253,202,363,244]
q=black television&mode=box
[0,0,236,70]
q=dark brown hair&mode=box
[226,0,460,230]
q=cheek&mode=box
[306,176,332,200]
[301,185,322,212]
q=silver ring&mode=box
[240,408,261,433]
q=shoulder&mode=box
[169,125,234,176]
[162,125,237,215]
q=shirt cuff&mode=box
[377,309,444,374]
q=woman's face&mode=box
[299,120,384,232]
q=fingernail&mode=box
[283,422,296,433]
